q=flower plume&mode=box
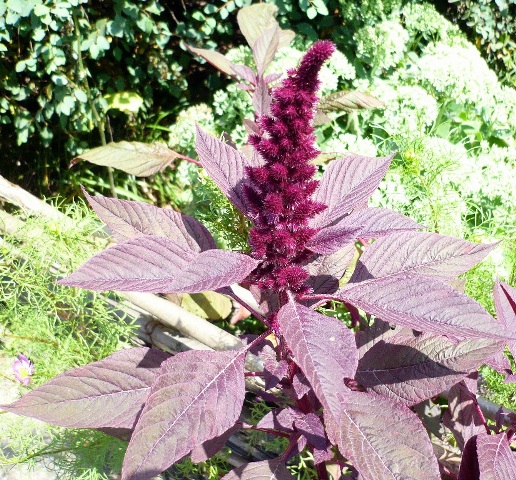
[244,40,335,294]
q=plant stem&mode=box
[315,462,330,480]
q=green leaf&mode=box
[51,74,68,86]
[180,291,233,321]
[72,141,182,176]
[312,0,329,15]
[306,6,318,19]
[103,91,144,113]
[74,89,88,103]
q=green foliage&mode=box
[0,0,186,195]
[448,0,516,86]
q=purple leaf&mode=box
[231,64,257,84]
[291,370,312,400]
[253,24,279,75]
[477,432,516,479]
[187,45,236,76]
[458,435,480,480]
[336,207,422,240]
[190,422,242,463]
[312,154,394,227]
[253,76,272,116]
[494,280,516,328]
[307,224,363,255]
[357,334,503,405]
[277,300,358,414]
[493,280,516,361]
[350,232,498,283]
[265,72,283,84]
[84,191,216,251]
[442,375,486,451]
[264,359,289,390]
[59,236,258,293]
[221,458,296,480]
[305,243,356,297]
[122,349,246,480]
[293,412,327,450]
[337,274,510,340]
[256,407,296,432]
[195,126,254,215]
[327,390,441,480]
[1,347,169,429]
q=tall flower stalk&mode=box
[245,41,335,296]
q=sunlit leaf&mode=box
[318,90,384,113]
[222,458,296,480]
[72,141,180,176]
[313,154,394,227]
[327,390,441,480]
[84,191,217,251]
[1,348,169,429]
[122,349,246,480]
[59,235,258,293]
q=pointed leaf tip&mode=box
[1,347,170,429]
[59,236,258,294]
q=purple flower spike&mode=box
[13,354,34,386]
[245,40,335,295]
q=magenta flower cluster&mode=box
[13,353,34,386]
[244,40,335,295]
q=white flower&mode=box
[354,20,410,73]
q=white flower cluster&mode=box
[401,2,452,41]
[321,132,378,158]
[168,103,215,155]
[410,42,500,108]
[355,78,439,136]
[354,20,410,73]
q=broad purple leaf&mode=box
[356,334,503,405]
[337,274,510,340]
[291,370,312,399]
[305,243,356,297]
[1,347,169,429]
[253,24,279,75]
[336,207,422,240]
[294,412,327,450]
[277,300,358,414]
[264,359,289,390]
[221,458,296,480]
[312,154,394,227]
[256,407,296,433]
[231,64,257,84]
[351,232,497,284]
[190,422,241,463]
[73,141,180,176]
[195,126,254,215]
[458,436,480,480]
[84,191,216,251]
[327,390,441,480]
[59,236,258,293]
[442,376,487,451]
[187,45,236,76]
[493,280,516,361]
[494,280,516,328]
[306,224,363,255]
[477,432,516,479]
[122,349,246,480]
